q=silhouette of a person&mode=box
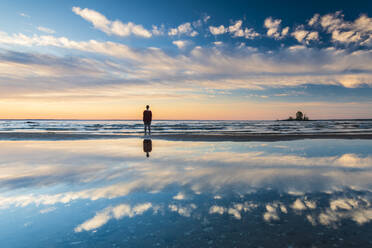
[143,139,152,157]
[143,105,152,136]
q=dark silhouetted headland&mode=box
[284,111,309,121]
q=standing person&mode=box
[143,105,152,136]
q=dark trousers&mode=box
[144,122,151,135]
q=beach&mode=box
[2,1,372,246]
[1,119,372,141]
[0,120,372,247]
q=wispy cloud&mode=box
[0,29,372,109]
[39,206,57,214]
[75,203,154,232]
[1,137,372,210]
[72,6,152,38]
[1,12,372,116]
[309,11,372,46]
[19,13,30,18]
[37,26,56,34]
[172,40,191,49]
[2,31,372,89]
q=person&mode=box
[143,105,152,135]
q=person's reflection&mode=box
[143,139,152,158]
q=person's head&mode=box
[146,105,150,110]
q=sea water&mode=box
[0,119,372,135]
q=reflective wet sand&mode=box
[0,138,372,247]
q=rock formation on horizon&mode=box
[285,111,309,121]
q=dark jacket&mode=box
[143,110,152,123]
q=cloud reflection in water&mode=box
[0,138,371,235]
[0,139,371,208]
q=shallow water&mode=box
[0,138,372,247]
[1,119,372,135]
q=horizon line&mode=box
[0,118,371,121]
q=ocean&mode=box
[1,119,372,135]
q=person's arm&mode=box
[150,111,152,121]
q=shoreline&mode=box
[1,132,372,142]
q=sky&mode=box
[0,0,372,120]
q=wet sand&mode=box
[1,131,372,141]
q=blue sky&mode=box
[0,0,371,119]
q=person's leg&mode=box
[148,124,151,135]
[144,123,147,135]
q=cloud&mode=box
[228,207,241,219]
[317,197,372,227]
[315,11,372,46]
[292,29,309,43]
[305,200,317,209]
[75,202,153,232]
[39,206,56,214]
[172,40,190,49]
[173,192,186,200]
[168,203,196,217]
[75,207,112,232]
[280,205,288,214]
[1,138,372,211]
[281,26,289,37]
[152,24,165,35]
[228,20,242,33]
[264,17,289,39]
[192,15,211,29]
[306,31,319,42]
[209,205,225,215]
[72,6,152,38]
[209,202,257,219]
[37,26,56,34]
[352,209,372,224]
[330,198,359,211]
[0,31,140,60]
[229,20,260,39]
[292,199,306,210]
[168,22,198,37]
[263,203,279,222]
[335,153,372,167]
[19,13,30,18]
[209,25,227,35]
[209,20,259,39]
[0,29,372,104]
[291,26,319,44]
[306,214,317,225]
[308,14,320,26]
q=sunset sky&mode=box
[0,0,372,120]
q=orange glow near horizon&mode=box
[1,99,371,120]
